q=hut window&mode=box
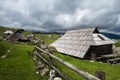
[97,35,105,41]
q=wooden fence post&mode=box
[34,51,70,80]
[91,53,96,61]
[35,46,100,80]
[95,71,106,80]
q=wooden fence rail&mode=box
[35,46,100,80]
[34,51,70,80]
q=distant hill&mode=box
[101,32,120,39]
[1,26,120,39]
[0,26,16,34]
[32,30,120,39]
[0,26,31,36]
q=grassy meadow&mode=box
[0,27,46,80]
[53,52,120,80]
[0,41,43,80]
[0,26,120,80]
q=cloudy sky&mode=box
[0,0,120,34]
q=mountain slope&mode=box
[101,32,120,39]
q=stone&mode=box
[1,49,11,59]
[1,54,7,59]
[112,45,120,54]
[90,60,94,62]
[48,70,56,80]
[41,44,48,49]
[53,77,62,80]
[7,50,11,53]
[36,71,39,74]
[32,55,37,61]
[49,70,55,77]
[37,64,45,70]
[35,61,42,65]
[48,35,52,38]
[40,68,49,76]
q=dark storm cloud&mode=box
[0,0,120,34]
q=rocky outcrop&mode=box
[113,45,120,54]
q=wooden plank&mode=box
[101,54,118,58]
[108,57,120,61]
[34,51,70,80]
[35,46,100,80]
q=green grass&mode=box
[0,26,120,80]
[53,58,85,80]
[0,26,48,80]
[115,39,120,47]
[53,52,120,80]
[0,41,45,80]
[52,39,120,80]
[34,33,60,44]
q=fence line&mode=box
[35,46,100,80]
[34,51,70,80]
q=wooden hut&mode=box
[8,29,29,42]
[3,30,13,35]
[50,27,115,59]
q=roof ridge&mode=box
[67,27,97,33]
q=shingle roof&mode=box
[50,27,115,58]
[8,33,28,41]
[92,33,115,46]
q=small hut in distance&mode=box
[3,30,13,35]
[8,29,29,42]
[50,27,115,59]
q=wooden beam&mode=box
[35,46,100,80]
[34,51,70,80]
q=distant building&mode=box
[50,27,115,59]
[8,29,29,42]
[3,30,13,35]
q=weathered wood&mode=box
[109,57,120,61]
[91,53,96,61]
[34,51,70,80]
[107,57,120,64]
[101,54,118,58]
[35,46,100,80]
[95,71,106,80]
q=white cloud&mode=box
[55,9,89,28]
[55,14,73,28]
[0,0,120,34]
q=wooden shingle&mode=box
[50,27,115,58]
